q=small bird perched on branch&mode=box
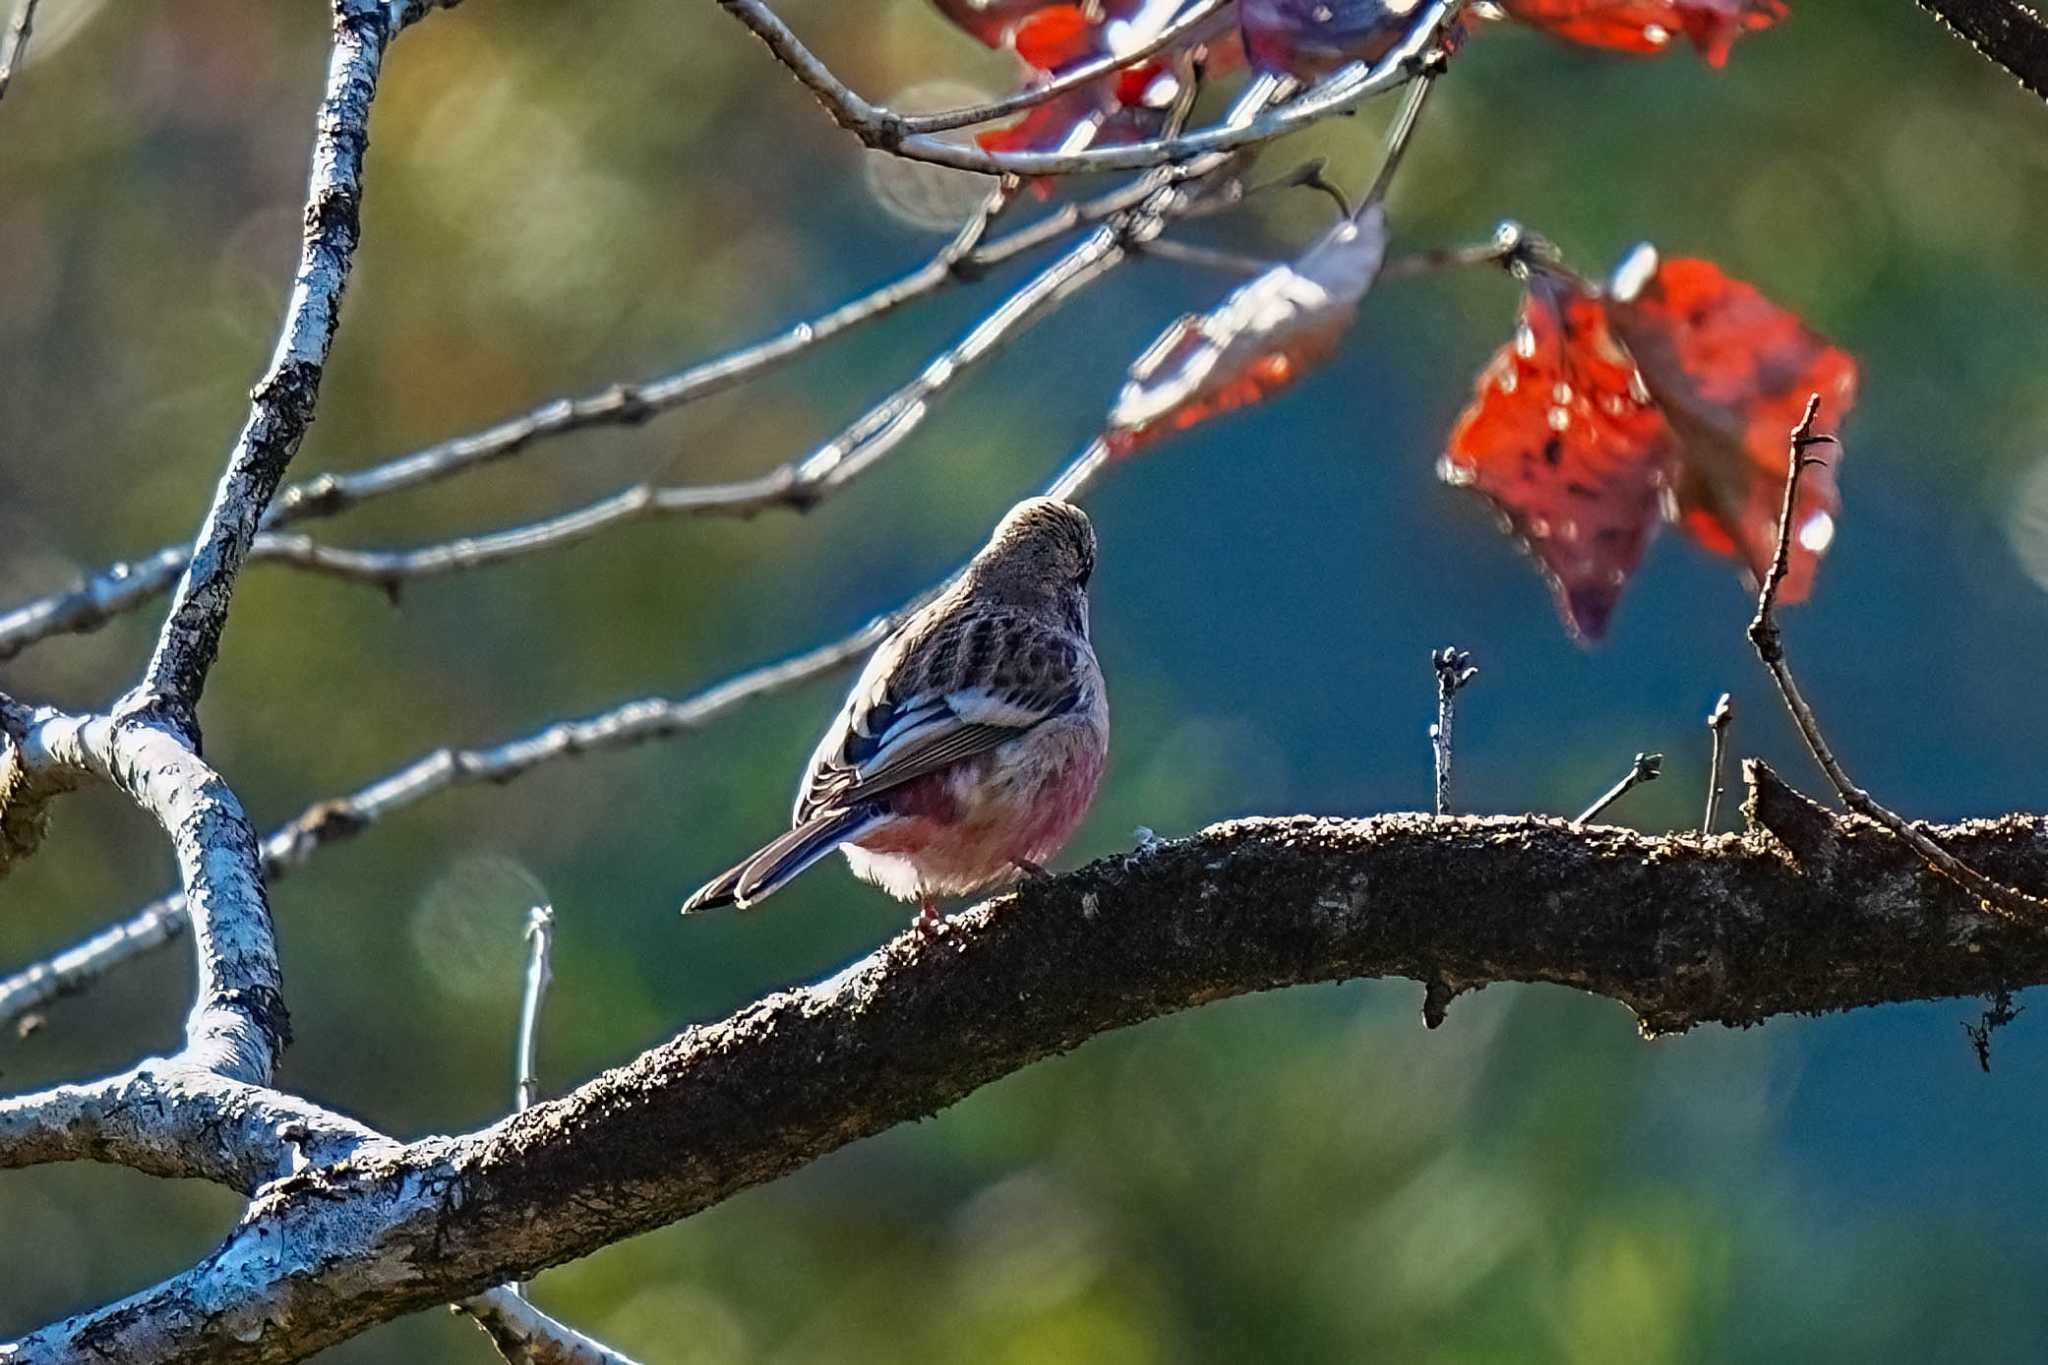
[682,497,1110,937]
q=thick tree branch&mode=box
[125,0,390,731]
[9,770,2048,1363]
[0,1060,389,1190]
[1914,0,2048,97]
[1,709,289,1079]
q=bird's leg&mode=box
[913,899,946,941]
[1011,858,1051,881]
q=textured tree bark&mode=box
[1915,0,2048,96]
[9,763,2046,1365]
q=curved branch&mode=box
[11,768,2048,1363]
[127,0,390,728]
[3,709,289,1080]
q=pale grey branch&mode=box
[126,0,391,729]
[4,708,288,1080]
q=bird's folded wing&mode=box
[797,617,1089,822]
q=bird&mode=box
[682,497,1109,938]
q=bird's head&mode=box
[968,497,1097,631]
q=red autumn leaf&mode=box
[1494,0,1787,66]
[1012,4,1097,69]
[1606,246,1857,603]
[930,0,1067,48]
[1442,273,1677,641]
[1106,205,1388,458]
[1238,0,1427,77]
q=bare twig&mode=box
[1962,988,2022,1073]
[0,167,1239,651]
[1429,647,1478,817]
[171,79,1296,599]
[1703,693,1733,833]
[720,0,1459,177]
[124,0,390,733]
[455,1292,644,1365]
[1748,396,2048,925]
[0,624,885,1030]
[0,187,1020,662]
[515,905,554,1115]
[0,0,40,104]
[1575,752,1663,825]
[0,434,1125,1032]
[1361,65,1438,212]
[1135,237,1276,276]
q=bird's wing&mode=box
[795,609,1091,823]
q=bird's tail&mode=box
[680,806,881,914]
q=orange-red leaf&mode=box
[1442,274,1677,640]
[930,0,1061,48]
[1106,207,1388,457]
[1606,246,1857,603]
[1494,0,1787,65]
[1012,4,1097,69]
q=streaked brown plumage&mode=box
[682,498,1109,933]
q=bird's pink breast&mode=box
[851,720,1108,898]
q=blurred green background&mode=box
[5,0,2048,1359]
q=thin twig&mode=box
[1961,988,2021,1073]
[1430,647,1478,817]
[0,436,1124,1031]
[455,1290,644,1365]
[0,0,41,104]
[1361,66,1438,212]
[515,906,554,1116]
[0,169,1241,654]
[1575,752,1663,825]
[1136,237,1276,276]
[721,0,1459,177]
[165,76,1293,599]
[0,186,1021,660]
[510,903,553,1301]
[1702,693,1732,834]
[1747,396,2048,925]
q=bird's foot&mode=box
[1011,858,1052,882]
